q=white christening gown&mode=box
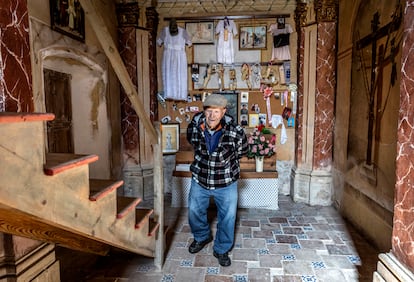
[157,26,192,101]
[216,19,237,64]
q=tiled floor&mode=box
[58,195,380,281]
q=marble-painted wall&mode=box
[392,0,414,271]
[0,0,45,267]
[118,26,140,161]
[0,0,33,112]
[313,21,335,170]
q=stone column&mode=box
[375,1,414,279]
[116,3,145,197]
[294,1,307,169]
[146,7,159,123]
[394,0,414,269]
[291,0,337,206]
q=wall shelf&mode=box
[188,61,289,67]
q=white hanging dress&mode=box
[216,18,237,64]
[268,23,293,61]
[157,26,192,101]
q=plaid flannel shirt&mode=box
[187,112,248,189]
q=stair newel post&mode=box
[153,121,164,270]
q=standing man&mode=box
[186,94,248,267]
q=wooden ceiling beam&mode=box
[164,13,290,21]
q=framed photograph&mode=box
[249,114,259,127]
[240,114,249,127]
[185,21,215,44]
[241,91,249,103]
[258,113,267,126]
[161,123,180,154]
[50,0,85,42]
[239,25,267,50]
[214,91,239,122]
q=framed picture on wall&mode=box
[249,114,259,127]
[161,123,180,154]
[185,21,215,44]
[215,92,239,122]
[50,0,85,42]
[239,25,267,50]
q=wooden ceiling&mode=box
[139,0,297,18]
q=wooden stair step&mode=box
[116,197,142,219]
[135,209,154,229]
[148,219,160,237]
[89,179,124,201]
[0,112,55,123]
[44,153,99,176]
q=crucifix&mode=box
[356,7,401,167]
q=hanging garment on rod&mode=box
[216,17,238,64]
[157,24,192,101]
[268,23,293,61]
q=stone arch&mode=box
[334,0,402,251]
[35,46,107,114]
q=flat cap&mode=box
[203,94,227,108]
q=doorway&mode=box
[44,68,74,153]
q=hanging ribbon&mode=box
[288,83,298,114]
[262,86,273,125]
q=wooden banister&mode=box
[79,0,157,144]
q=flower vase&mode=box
[255,156,264,172]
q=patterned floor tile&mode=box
[311,261,326,269]
[161,274,174,282]
[206,267,219,274]
[301,275,317,282]
[234,274,248,282]
[57,195,379,281]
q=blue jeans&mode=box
[188,179,238,254]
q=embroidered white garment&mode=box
[216,18,237,64]
[157,26,192,101]
[271,115,288,144]
[268,23,293,61]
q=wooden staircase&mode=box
[0,112,161,258]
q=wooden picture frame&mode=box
[162,123,180,154]
[185,21,215,44]
[239,25,267,50]
[50,0,85,42]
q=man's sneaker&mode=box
[188,236,213,254]
[213,251,231,267]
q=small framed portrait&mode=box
[161,123,180,154]
[50,0,85,42]
[240,103,248,115]
[249,114,259,127]
[251,103,260,113]
[185,21,215,44]
[241,91,249,103]
[277,17,286,29]
[258,113,267,126]
[239,25,267,50]
[240,114,249,127]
